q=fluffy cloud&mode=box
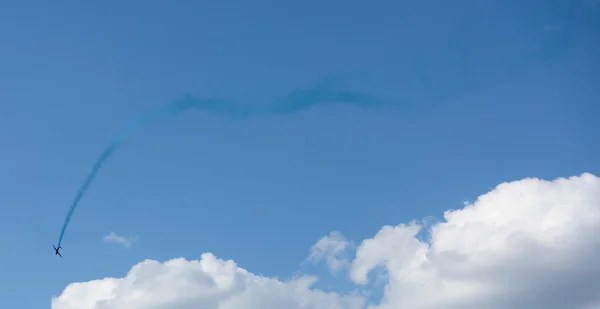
[353,173,600,309]
[51,253,364,309]
[102,232,138,248]
[53,173,600,309]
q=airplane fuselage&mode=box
[53,245,62,257]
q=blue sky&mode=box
[0,0,598,307]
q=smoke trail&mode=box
[56,83,386,247]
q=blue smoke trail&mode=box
[56,84,386,247]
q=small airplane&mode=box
[53,245,62,258]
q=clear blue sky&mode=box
[0,0,598,307]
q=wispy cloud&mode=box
[102,232,138,248]
[308,231,352,273]
[543,23,563,32]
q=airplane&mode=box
[53,245,62,258]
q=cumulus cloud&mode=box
[53,173,600,309]
[308,231,352,273]
[352,173,600,309]
[51,253,364,309]
[102,232,138,248]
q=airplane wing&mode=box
[57,252,62,258]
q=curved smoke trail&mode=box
[56,84,386,247]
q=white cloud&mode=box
[51,253,365,309]
[53,173,600,309]
[308,231,352,272]
[102,232,138,248]
[353,173,600,309]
